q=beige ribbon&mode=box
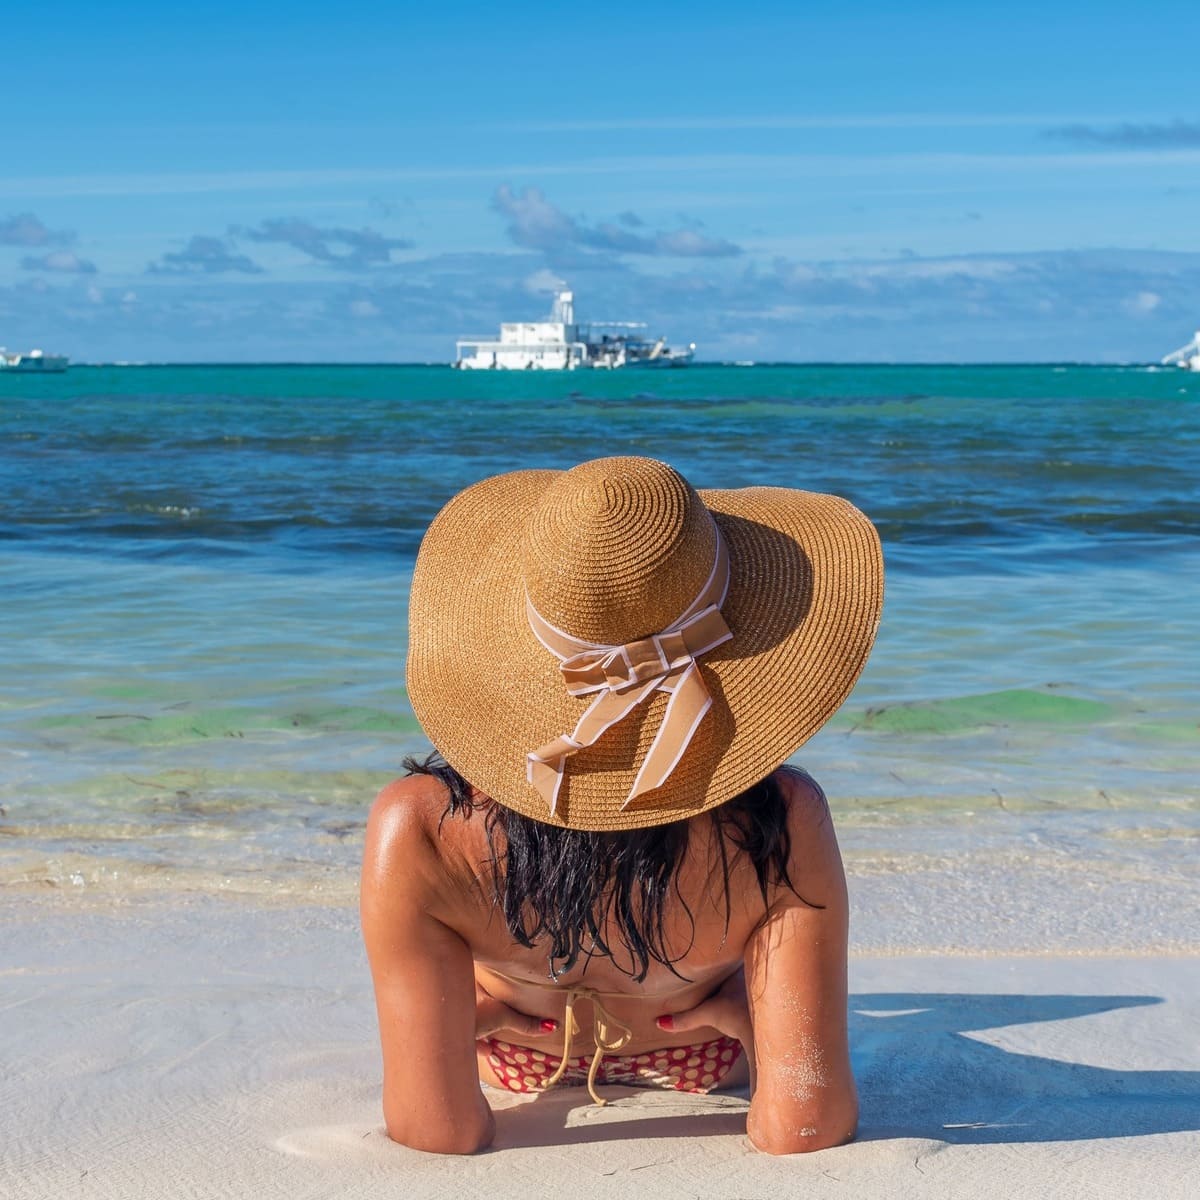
[542,985,634,1106]
[526,529,732,817]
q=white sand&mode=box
[2,889,1198,1200]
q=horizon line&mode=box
[35,359,1180,370]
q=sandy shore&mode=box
[2,887,1197,1200]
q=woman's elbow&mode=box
[747,1097,858,1155]
[383,1105,495,1155]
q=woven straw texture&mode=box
[406,457,883,831]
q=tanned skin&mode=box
[360,769,857,1155]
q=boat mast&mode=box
[550,290,574,325]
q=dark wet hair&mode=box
[402,753,819,981]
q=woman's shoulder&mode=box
[773,766,832,842]
[365,774,448,851]
[361,773,487,917]
[361,776,457,904]
[773,765,828,813]
[767,766,843,906]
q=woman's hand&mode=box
[657,967,751,1041]
[656,968,755,1083]
[474,981,560,1042]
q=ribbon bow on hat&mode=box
[526,531,733,816]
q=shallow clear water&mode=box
[1,364,1196,896]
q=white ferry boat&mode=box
[1162,331,1200,373]
[455,289,694,370]
[0,348,69,373]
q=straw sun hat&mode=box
[406,456,883,832]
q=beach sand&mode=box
[4,862,1198,1200]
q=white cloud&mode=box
[21,250,97,274]
[515,113,1091,133]
[9,146,1200,200]
[1124,290,1161,315]
[523,267,566,294]
[148,235,262,275]
[6,245,1200,364]
[492,186,742,260]
[240,218,412,270]
[0,212,74,246]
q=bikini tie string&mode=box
[541,985,634,1106]
[525,528,732,818]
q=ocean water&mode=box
[1,364,1197,901]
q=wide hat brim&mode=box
[406,469,883,831]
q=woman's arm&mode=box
[360,779,495,1154]
[743,771,858,1154]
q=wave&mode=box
[2,502,1194,569]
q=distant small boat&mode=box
[455,288,694,371]
[1161,331,1200,373]
[0,348,69,373]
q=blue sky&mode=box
[3,0,1199,361]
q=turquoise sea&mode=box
[1,364,1197,900]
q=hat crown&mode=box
[521,457,718,646]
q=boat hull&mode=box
[454,288,693,369]
[0,353,69,373]
[627,352,695,369]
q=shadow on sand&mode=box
[851,992,1199,1145]
[491,992,1199,1150]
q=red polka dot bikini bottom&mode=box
[484,1034,743,1095]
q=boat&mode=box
[0,348,69,373]
[1161,331,1200,373]
[455,289,694,370]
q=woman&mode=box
[361,455,882,1155]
